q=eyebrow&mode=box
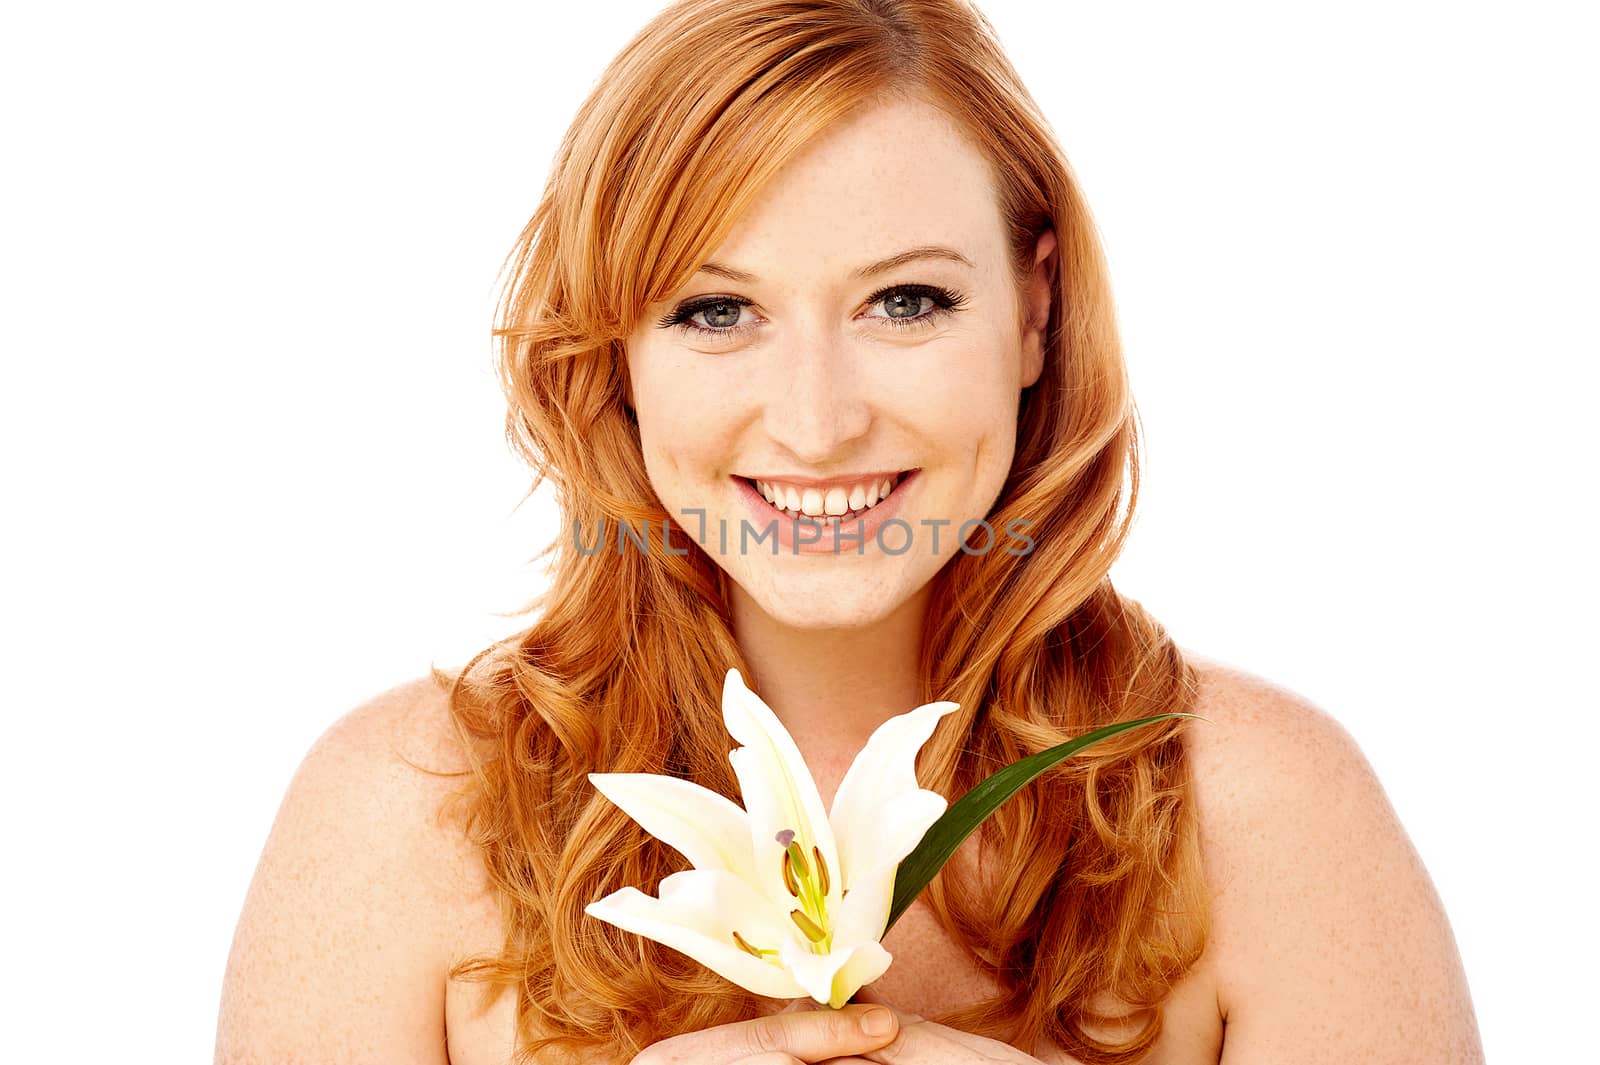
[694,244,977,284]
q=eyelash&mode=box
[656,283,969,340]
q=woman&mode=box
[215,1,1484,1062]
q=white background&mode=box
[3,1,1594,1060]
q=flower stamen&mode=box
[784,839,812,881]
[732,930,778,958]
[775,828,833,952]
[789,908,827,943]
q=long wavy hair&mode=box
[430,1,1209,1062]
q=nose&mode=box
[760,327,873,464]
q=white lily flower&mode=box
[584,667,960,1008]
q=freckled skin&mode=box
[622,95,1052,639]
[216,659,1485,1063]
[214,94,1483,1065]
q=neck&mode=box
[728,582,931,756]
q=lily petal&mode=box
[778,937,894,1009]
[722,669,841,911]
[826,939,895,1008]
[825,805,947,946]
[585,869,805,999]
[829,700,960,888]
[587,772,758,884]
[828,858,900,946]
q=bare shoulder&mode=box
[325,672,477,772]
[1179,650,1370,802]
[1175,649,1485,1064]
[269,673,485,901]
[215,674,489,1065]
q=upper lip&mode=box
[737,469,913,487]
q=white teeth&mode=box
[752,472,908,515]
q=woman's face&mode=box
[624,95,1055,631]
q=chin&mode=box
[733,570,912,631]
[763,598,901,631]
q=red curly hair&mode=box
[431,2,1209,1061]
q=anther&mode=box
[813,845,830,896]
[789,908,827,943]
[783,839,812,880]
[781,850,801,897]
[732,930,766,958]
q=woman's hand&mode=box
[816,985,1049,1065]
[629,998,902,1065]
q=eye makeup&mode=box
[656,282,969,341]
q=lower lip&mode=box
[731,471,920,556]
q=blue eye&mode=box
[657,283,969,340]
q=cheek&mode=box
[628,355,689,484]
[630,355,741,486]
[918,341,1022,462]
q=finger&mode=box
[731,1054,805,1065]
[734,1003,900,1062]
[856,1017,1042,1065]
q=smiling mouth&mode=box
[742,470,915,523]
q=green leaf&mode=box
[883,712,1207,934]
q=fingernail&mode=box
[860,1007,893,1036]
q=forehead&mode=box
[700,96,1005,278]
